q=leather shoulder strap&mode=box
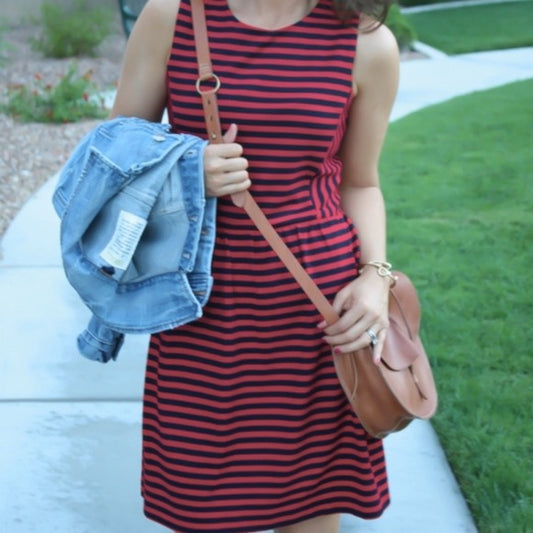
[190,0,339,325]
[190,0,223,143]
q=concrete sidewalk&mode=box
[1,47,532,533]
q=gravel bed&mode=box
[0,20,126,239]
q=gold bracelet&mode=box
[361,260,397,287]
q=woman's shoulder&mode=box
[357,16,399,66]
[127,0,180,57]
[136,0,181,35]
[110,0,181,121]
[144,0,181,17]
[139,0,180,23]
[355,17,399,90]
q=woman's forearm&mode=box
[340,184,387,265]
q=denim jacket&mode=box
[52,116,215,363]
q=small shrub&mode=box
[1,63,107,123]
[386,3,417,51]
[31,0,113,58]
[0,21,14,67]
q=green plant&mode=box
[386,3,417,51]
[0,20,14,67]
[380,79,533,532]
[405,1,533,54]
[399,0,481,6]
[32,0,113,58]
[1,63,107,123]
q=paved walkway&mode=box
[1,47,532,533]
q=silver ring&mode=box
[366,328,378,348]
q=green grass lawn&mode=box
[405,1,533,54]
[380,79,533,532]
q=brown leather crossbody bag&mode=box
[190,0,438,438]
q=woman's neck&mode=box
[227,0,316,31]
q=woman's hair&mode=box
[333,0,393,24]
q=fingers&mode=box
[324,322,387,364]
[319,292,388,363]
[222,122,238,144]
[318,276,390,363]
[372,327,388,364]
[204,123,251,197]
[204,154,249,197]
[322,295,379,344]
[323,320,379,355]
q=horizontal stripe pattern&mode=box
[143,0,389,531]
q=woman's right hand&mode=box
[203,123,251,197]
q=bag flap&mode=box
[381,315,419,370]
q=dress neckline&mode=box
[224,0,321,33]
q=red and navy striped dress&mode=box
[142,1,390,531]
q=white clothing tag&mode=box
[99,210,147,270]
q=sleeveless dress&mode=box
[141,1,390,531]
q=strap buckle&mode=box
[196,72,221,95]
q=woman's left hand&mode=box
[319,268,390,364]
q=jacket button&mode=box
[153,135,166,142]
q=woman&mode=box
[112,0,399,531]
